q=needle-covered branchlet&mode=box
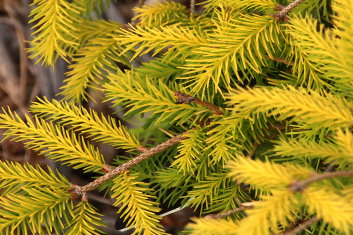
[291,171,353,192]
[72,133,188,197]
[174,91,224,115]
[274,0,306,20]
[131,0,148,25]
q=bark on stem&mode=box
[274,0,306,20]
[190,0,195,14]
[266,55,293,66]
[281,217,319,235]
[73,133,187,196]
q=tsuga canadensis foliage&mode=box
[0,0,352,234]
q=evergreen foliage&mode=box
[0,0,352,234]
[66,201,105,235]
[30,97,140,151]
[111,172,165,234]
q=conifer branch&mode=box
[5,0,351,234]
[73,133,187,196]
[291,171,353,192]
[205,202,254,219]
[281,217,319,235]
[274,0,306,20]
[132,0,147,25]
[174,91,224,115]
[30,98,141,151]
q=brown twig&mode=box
[266,55,293,66]
[174,91,224,115]
[281,217,319,235]
[291,171,353,192]
[274,0,306,20]
[72,133,187,197]
[190,0,196,14]
[205,202,254,219]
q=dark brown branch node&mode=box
[174,91,224,115]
[175,91,195,104]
